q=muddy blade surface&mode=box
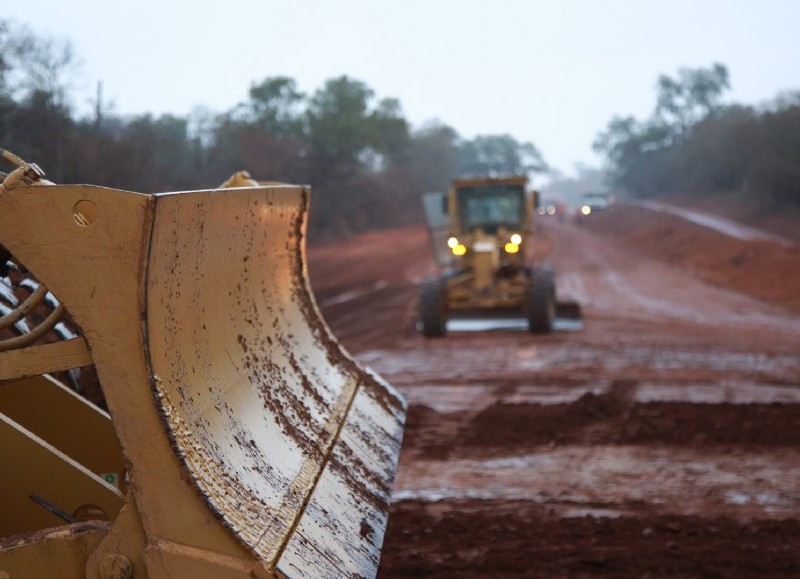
[0,182,405,578]
[146,187,406,576]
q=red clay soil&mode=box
[582,205,800,312]
[462,395,800,450]
[380,500,800,578]
[307,203,800,578]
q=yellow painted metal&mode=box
[0,338,92,381]
[444,175,534,309]
[0,179,405,578]
[0,283,47,331]
[0,412,123,537]
[0,375,125,491]
[0,522,111,579]
[472,247,497,291]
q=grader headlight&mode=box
[448,236,467,256]
[452,244,467,256]
[504,233,522,254]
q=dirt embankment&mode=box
[405,388,800,460]
[581,204,800,312]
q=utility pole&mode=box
[95,80,103,127]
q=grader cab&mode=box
[419,175,579,337]
[0,149,406,578]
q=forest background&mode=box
[2,22,798,240]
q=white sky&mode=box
[5,1,800,175]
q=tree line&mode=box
[593,63,800,211]
[0,21,546,240]
[5,22,796,232]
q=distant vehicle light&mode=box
[546,206,556,215]
[504,242,520,254]
[447,236,459,248]
[510,233,522,245]
[452,244,467,256]
[581,205,592,216]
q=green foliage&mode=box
[747,105,800,208]
[406,122,459,193]
[370,98,411,165]
[594,63,800,211]
[243,76,306,138]
[306,76,377,174]
[2,22,79,110]
[655,63,730,139]
[456,134,547,178]
[0,23,552,239]
[2,90,74,182]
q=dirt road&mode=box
[308,203,800,578]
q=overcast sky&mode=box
[5,1,800,176]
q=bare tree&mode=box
[655,63,730,139]
[3,22,82,109]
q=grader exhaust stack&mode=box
[0,151,406,578]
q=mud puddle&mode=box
[392,445,800,520]
[442,316,583,332]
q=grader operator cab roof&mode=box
[452,179,527,235]
[0,149,406,578]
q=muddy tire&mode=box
[527,265,555,333]
[419,278,447,337]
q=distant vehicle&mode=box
[537,199,566,218]
[577,192,613,221]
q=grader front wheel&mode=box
[419,278,447,338]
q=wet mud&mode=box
[307,203,800,578]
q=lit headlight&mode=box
[581,205,591,216]
[447,236,459,248]
[452,244,467,256]
[510,233,522,245]
[504,242,519,254]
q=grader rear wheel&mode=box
[527,265,556,333]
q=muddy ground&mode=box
[307,203,800,578]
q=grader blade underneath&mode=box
[0,157,406,578]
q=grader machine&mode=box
[420,175,579,336]
[0,149,406,578]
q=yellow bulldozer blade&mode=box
[0,177,406,578]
